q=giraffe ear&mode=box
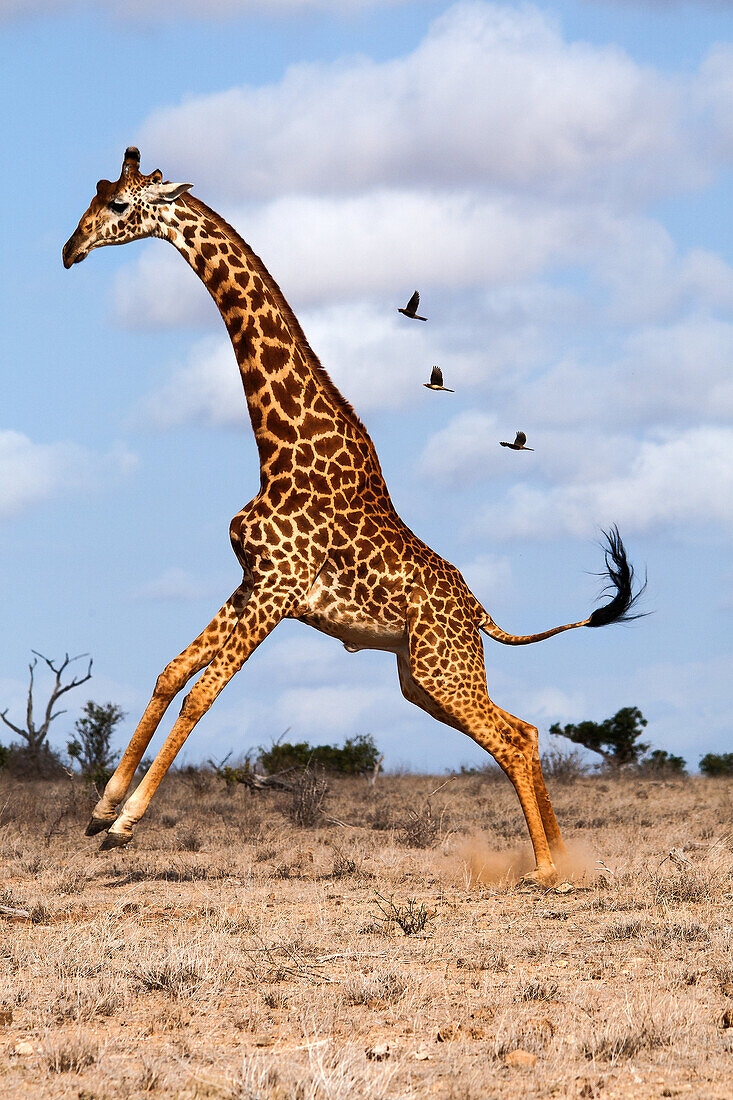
[145,181,193,205]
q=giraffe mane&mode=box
[183,196,368,437]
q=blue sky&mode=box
[1,0,732,772]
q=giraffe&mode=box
[63,148,642,885]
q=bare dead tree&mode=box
[0,652,92,772]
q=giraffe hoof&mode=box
[519,869,557,890]
[99,829,133,851]
[85,815,116,837]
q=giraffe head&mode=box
[62,147,192,268]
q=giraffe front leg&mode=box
[86,582,252,837]
[100,594,283,850]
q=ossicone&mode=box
[121,146,141,179]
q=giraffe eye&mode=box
[109,200,129,214]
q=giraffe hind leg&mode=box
[397,602,560,885]
[493,704,567,860]
[86,581,253,835]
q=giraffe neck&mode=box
[162,195,379,486]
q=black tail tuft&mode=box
[587,526,647,628]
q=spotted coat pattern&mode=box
[64,149,576,883]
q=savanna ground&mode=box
[1,767,732,1099]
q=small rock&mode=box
[555,881,574,895]
[366,1042,390,1061]
[13,1040,37,1056]
[504,1048,537,1069]
[414,1046,431,1061]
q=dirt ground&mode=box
[1,769,732,1099]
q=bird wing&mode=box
[430,366,443,387]
[515,431,527,447]
[406,290,420,313]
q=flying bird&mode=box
[499,431,533,451]
[423,366,454,392]
[398,290,427,321]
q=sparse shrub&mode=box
[456,949,508,972]
[343,970,406,1005]
[176,824,203,852]
[516,979,560,1002]
[368,804,392,831]
[177,764,214,796]
[0,741,66,778]
[373,893,433,935]
[651,920,709,947]
[652,865,727,904]
[259,733,379,776]
[397,801,444,848]
[43,1032,98,1073]
[332,847,359,878]
[52,983,118,1022]
[288,766,328,826]
[540,741,589,781]
[132,957,204,997]
[700,752,733,777]
[604,918,649,941]
[582,1017,673,1062]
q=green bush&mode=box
[638,750,687,775]
[699,752,733,777]
[259,734,379,776]
[67,701,125,788]
[549,707,649,767]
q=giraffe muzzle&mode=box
[62,231,89,268]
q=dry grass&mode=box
[0,770,732,1097]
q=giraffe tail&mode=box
[479,526,646,646]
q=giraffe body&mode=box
[63,150,642,883]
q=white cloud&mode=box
[114,190,609,325]
[138,338,246,429]
[113,247,217,330]
[0,430,136,518]
[512,315,733,432]
[419,412,504,484]
[135,291,552,425]
[475,426,733,539]
[138,2,691,203]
